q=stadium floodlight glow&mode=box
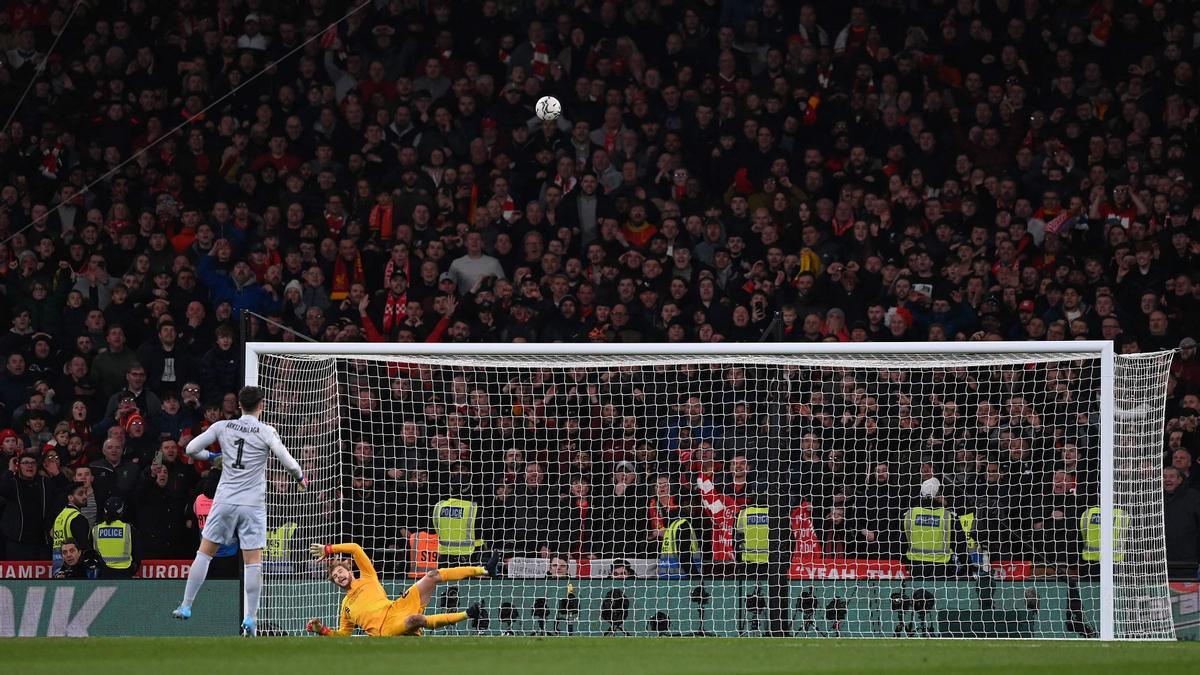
[245,341,1174,640]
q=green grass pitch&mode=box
[5,637,1197,674]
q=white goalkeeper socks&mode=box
[182,551,212,608]
[244,562,263,622]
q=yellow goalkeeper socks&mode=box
[424,612,468,629]
[437,566,485,582]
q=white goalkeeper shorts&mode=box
[202,503,267,550]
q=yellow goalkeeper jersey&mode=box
[327,543,394,637]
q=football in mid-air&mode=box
[536,96,561,121]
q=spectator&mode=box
[90,326,138,399]
[847,462,905,558]
[53,539,107,579]
[447,231,505,295]
[1163,467,1200,570]
[135,462,190,559]
[510,462,567,556]
[1,452,67,560]
[596,461,643,556]
[137,322,195,392]
[89,437,139,507]
[103,365,162,421]
[198,326,239,400]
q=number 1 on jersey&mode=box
[232,438,246,469]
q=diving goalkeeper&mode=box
[305,542,499,637]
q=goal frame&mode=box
[245,340,1136,640]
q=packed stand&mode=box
[0,0,1197,574]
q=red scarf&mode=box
[369,204,394,240]
[382,291,407,333]
[531,42,549,79]
[331,254,364,301]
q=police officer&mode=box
[92,496,136,578]
[51,483,92,575]
[734,499,771,634]
[735,500,771,571]
[1079,504,1129,577]
[658,495,703,579]
[432,483,483,566]
[902,478,964,579]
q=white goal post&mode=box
[244,341,1175,640]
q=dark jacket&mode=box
[0,471,68,544]
[509,484,569,555]
[54,549,108,579]
[199,345,239,400]
[152,407,201,442]
[89,458,142,506]
[135,475,191,558]
[1164,486,1200,563]
[137,342,197,392]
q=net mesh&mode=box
[251,348,1174,639]
[1113,352,1175,639]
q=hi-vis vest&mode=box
[432,499,480,555]
[92,520,133,570]
[905,506,952,563]
[52,506,83,551]
[959,511,979,554]
[409,531,440,578]
[659,517,699,577]
[1081,506,1129,562]
[736,507,770,563]
[661,517,699,557]
[264,521,298,568]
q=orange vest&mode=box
[408,531,439,578]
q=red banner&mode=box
[0,560,192,579]
[991,560,1032,581]
[789,558,908,580]
[0,561,52,579]
[788,557,1034,580]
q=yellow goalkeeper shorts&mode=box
[379,583,429,636]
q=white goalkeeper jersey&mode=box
[185,414,302,508]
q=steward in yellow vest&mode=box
[1080,506,1129,563]
[659,497,703,579]
[902,478,963,579]
[52,483,92,575]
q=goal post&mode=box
[244,341,1175,640]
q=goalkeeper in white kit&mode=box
[172,386,307,636]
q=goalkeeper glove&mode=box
[306,618,331,636]
[310,543,333,559]
[209,453,222,471]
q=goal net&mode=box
[246,343,1175,639]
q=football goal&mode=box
[244,341,1174,639]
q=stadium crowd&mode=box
[0,0,1198,574]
